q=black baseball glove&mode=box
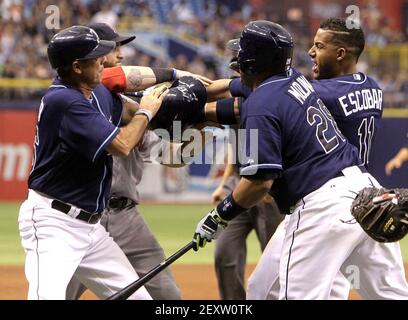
[351,187,408,242]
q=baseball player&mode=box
[192,20,408,299]
[18,26,169,300]
[209,52,283,299]
[208,47,283,301]
[247,17,386,300]
[211,123,282,300]
[66,23,210,300]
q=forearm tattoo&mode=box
[127,68,155,90]
[127,68,143,88]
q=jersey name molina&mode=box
[238,69,361,214]
[28,78,122,213]
[311,73,383,166]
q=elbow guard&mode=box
[102,66,127,93]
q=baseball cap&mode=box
[87,22,135,46]
[47,25,116,69]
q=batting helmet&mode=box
[227,20,294,74]
[47,26,115,69]
[149,76,207,141]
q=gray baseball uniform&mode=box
[66,131,181,300]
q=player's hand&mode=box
[385,157,402,176]
[193,209,227,251]
[175,69,213,86]
[139,84,169,117]
[211,186,226,205]
[261,194,274,204]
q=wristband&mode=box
[216,193,247,221]
[135,109,153,122]
[216,97,238,124]
[172,68,177,80]
[152,68,176,83]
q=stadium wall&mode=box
[0,109,407,201]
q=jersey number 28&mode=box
[307,99,346,153]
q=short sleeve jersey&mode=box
[28,78,122,213]
[237,69,361,214]
[311,73,383,166]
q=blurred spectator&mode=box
[0,0,407,107]
[91,2,118,27]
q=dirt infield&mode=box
[0,264,227,300]
[1,264,407,300]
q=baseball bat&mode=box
[106,241,195,300]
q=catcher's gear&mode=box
[351,187,408,242]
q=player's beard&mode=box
[313,62,336,80]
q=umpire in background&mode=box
[18,26,169,299]
[66,23,181,300]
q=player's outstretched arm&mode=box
[102,66,212,93]
[385,146,408,175]
[203,97,240,124]
[206,79,233,102]
[232,177,274,208]
[106,85,169,157]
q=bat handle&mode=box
[106,241,195,300]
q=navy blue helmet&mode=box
[227,20,294,74]
[149,76,207,141]
[47,26,115,69]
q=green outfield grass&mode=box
[1,202,408,265]
[0,202,263,265]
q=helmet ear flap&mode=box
[239,60,256,74]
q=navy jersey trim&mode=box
[285,199,304,300]
[240,163,282,175]
[94,165,108,213]
[257,77,290,89]
[49,85,67,89]
[336,74,367,85]
[92,127,119,162]
[91,92,107,118]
